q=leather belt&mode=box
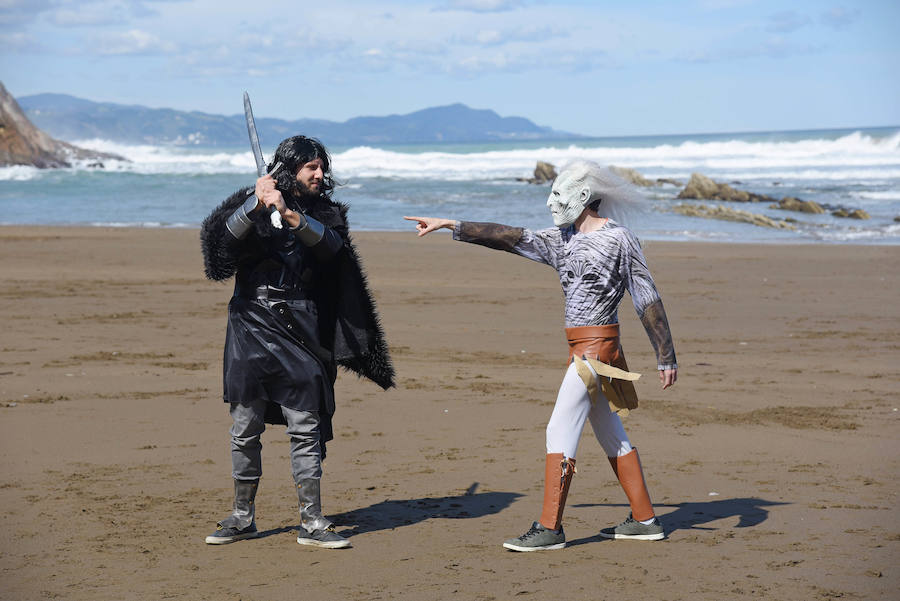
[565,324,620,364]
[235,285,310,301]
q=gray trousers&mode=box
[230,399,322,484]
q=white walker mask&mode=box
[547,167,592,227]
[546,161,647,228]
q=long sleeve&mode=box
[453,221,562,268]
[279,223,344,275]
[621,232,677,370]
[308,228,344,261]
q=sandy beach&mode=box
[0,226,897,601]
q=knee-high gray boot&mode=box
[295,478,350,549]
[205,479,259,545]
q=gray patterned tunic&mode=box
[453,219,677,371]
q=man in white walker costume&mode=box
[404,160,678,551]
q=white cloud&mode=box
[0,30,36,51]
[92,29,177,55]
[459,25,568,48]
[436,0,524,13]
[696,0,755,9]
[458,51,510,70]
[51,6,128,27]
[766,10,811,33]
[820,6,861,30]
[677,35,823,63]
[2,0,165,28]
[0,0,54,27]
[475,29,502,45]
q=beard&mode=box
[290,180,320,199]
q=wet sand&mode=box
[0,226,897,600]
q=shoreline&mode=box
[1,223,898,246]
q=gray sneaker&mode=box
[503,521,566,552]
[296,526,351,549]
[204,523,258,545]
[600,514,664,540]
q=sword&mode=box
[243,91,283,229]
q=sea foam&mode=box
[0,128,886,182]
[42,129,898,183]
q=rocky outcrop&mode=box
[678,172,872,219]
[609,165,654,187]
[673,203,796,230]
[831,208,870,219]
[0,81,123,168]
[771,197,869,219]
[533,161,557,183]
[519,162,683,188]
[677,173,776,203]
[770,196,826,214]
[517,161,557,184]
[655,177,684,187]
[609,166,682,187]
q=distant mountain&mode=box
[18,93,580,146]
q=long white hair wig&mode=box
[557,160,650,230]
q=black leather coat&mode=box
[200,187,394,442]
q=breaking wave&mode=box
[1,128,896,182]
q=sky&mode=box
[1,0,898,137]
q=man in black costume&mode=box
[200,136,393,549]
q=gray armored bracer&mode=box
[290,211,327,247]
[225,193,261,240]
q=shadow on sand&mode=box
[566,497,790,547]
[256,482,521,540]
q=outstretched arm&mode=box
[404,216,458,236]
[404,216,559,267]
[405,215,527,253]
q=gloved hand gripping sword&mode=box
[225,92,284,239]
[226,92,327,246]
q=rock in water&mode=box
[0,80,124,168]
[532,161,557,183]
[771,197,826,214]
[677,173,776,203]
[673,203,796,230]
[610,165,654,187]
[517,161,557,184]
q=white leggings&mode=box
[545,362,633,459]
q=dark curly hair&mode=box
[267,135,337,198]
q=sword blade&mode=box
[243,92,267,177]
[242,92,282,229]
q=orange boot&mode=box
[603,448,664,540]
[539,453,577,530]
[503,453,576,551]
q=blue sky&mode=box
[1,0,897,137]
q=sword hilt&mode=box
[263,162,284,229]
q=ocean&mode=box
[1,126,898,244]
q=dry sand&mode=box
[0,226,897,601]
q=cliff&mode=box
[0,81,123,167]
